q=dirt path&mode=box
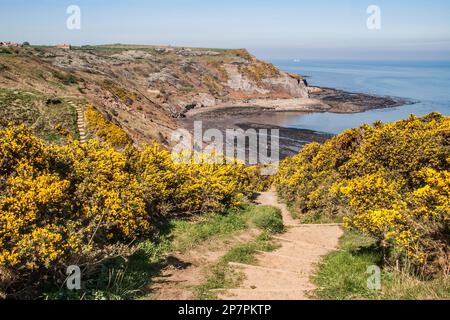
[67,100,86,144]
[147,190,343,300]
[219,190,343,300]
[147,228,262,300]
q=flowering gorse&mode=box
[276,113,449,275]
[0,120,263,297]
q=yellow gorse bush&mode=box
[85,104,132,149]
[0,123,259,296]
[276,113,449,275]
[138,144,253,216]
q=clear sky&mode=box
[1,0,450,60]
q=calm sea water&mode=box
[266,60,450,134]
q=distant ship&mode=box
[293,59,301,63]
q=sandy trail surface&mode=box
[219,191,343,300]
[148,190,343,300]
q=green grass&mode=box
[194,205,285,300]
[167,204,284,254]
[287,202,299,219]
[195,233,280,300]
[44,204,273,300]
[85,206,255,300]
[170,205,256,252]
[312,231,450,300]
[44,226,173,300]
[251,206,284,234]
[0,89,78,144]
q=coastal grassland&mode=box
[250,206,285,234]
[74,44,228,55]
[0,88,78,144]
[0,53,82,91]
[170,205,254,252]
[0,47,14,55]
[313,231,450,300]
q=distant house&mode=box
[56,44,72,50]
[0,41,22,47]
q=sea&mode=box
[264,59,450,134]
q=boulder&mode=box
[196,93,216,107]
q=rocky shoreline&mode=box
[180,117,332,161]
[184,86,411,118]
[309,86,412,113]
[1,46,413,152]
[181,86,413,159]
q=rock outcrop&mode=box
[263,73,309,98]
[225,64,270,94]
[0,45,311,147]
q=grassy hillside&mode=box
[313,231,449,300]
[0,89,78,144]
[0,46,304,147]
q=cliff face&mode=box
[224,63,308,98]
[0,45,308,146]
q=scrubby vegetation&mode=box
[52,71,78,86]
[242,61,280,83]
[276,113,449,277]
[0,89,78,144]
[0,123,264,299]
[102,80,139,106]
[85,104,132,149]
[45,204,263,300]
[1,104,448,300]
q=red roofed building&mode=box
[56,44,72,50]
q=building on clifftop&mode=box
[56,44,72,50]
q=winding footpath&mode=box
[219,190,343,300]
[67,100,87,144]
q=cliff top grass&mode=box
[0,89,78,144]
[74,44,229,53]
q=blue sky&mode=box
[1,0,450,60]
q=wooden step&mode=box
[228,262,303,275]
[272,236,342,252]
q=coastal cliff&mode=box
[0,45,309,146]
[0,45,403,148]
